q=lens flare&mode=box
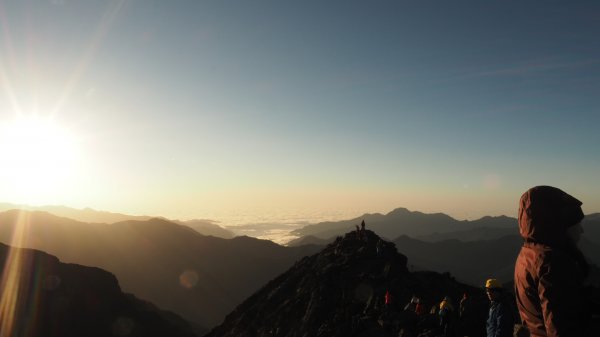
[179,270,199,289]
[0,211,37,337]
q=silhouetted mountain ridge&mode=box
[0,210,321,329]
[415,226,516,242]
[173,219,235,239]
[292,209,600,246]
[584,213,600,245]
[292,208,516,240]
[0,242,197,337]
[0,203,234,238]
[393,234,523,286]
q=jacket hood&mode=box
[518,186,584,245]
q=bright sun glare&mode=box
[0,116,81,204]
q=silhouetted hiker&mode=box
[359,220,366,241]
[399,296,420,337]
[485,279,513,337]
[404,296,419,312]
[384,290,392,310]
[514,186,591,337]
[460,292,470,318]
[415,298,426,316]
[459,292,477,337]
[439,296,456,337]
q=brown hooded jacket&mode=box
[514,186,587,337]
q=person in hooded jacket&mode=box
[514,186,590,337]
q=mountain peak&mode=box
[386,207,411,216]
[207,229,479,337]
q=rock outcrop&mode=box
[206,229,489,337]
[0,243,197,337]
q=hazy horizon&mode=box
[1,1,599,223]
[3,199,600,246]
[1,199,525,225]
[0,200,516,245]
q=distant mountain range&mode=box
[0,210,320,329]
[0,242,197,337]
[584,213,600,245]
[291,208,517,240]
[394,235,523,286]
[0,202,235,239]
[291,207,600,244]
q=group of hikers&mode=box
[380,279,515,337]
[373,186,598,337]
[438,278,517,337]
[356,220,367,240]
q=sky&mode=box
[0,0,599,224]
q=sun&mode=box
[0,116,82,204]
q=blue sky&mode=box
[0,0,599,222]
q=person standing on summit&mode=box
[514,186,590,337]
[359,220,366,241]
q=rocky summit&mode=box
[206,229,490,337]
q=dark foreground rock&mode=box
[0,243,198,337]
[206,229,490,337]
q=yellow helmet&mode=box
[485,278,503,289]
